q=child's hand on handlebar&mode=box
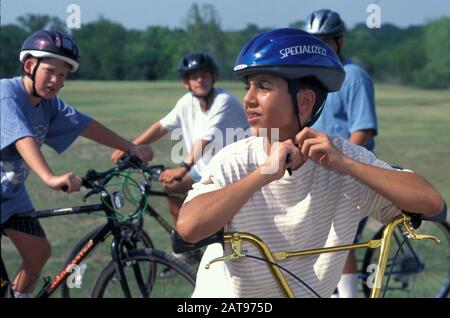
[111,145,154,164]
[159,167,186,183]
[44,172,82,193]
[111,149,127,163]
[128,144,154,164]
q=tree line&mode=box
[1,4,449,88]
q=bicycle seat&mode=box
[171,229,224,254]
[423,201,447,223]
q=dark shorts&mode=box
[1,216,46,238]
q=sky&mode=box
[1,0,450,31]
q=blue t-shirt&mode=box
[1,76,92,223]
[312,58,377,151]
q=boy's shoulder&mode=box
[342,59,372,85]
[1,77,23,100]
[214,88,240,104]
[211,136,261,166]
[331,135,376,162]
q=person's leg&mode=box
[337,252,359,298]
[4,219,51,297]
[337,217,368,298]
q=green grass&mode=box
[2,80,449,298]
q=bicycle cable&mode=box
[244,254,322,298]
[381,234,407,298]
[88,172,148,222]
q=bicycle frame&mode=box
[1,191,144,298]
[205,213,441,298]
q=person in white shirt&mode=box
[176,29,445,298]
[112,52,248,225]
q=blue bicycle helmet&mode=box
[234,28,344,92]
[234,28,345,128]
[304,9,346,38]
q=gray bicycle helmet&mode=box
[304,9,346,38]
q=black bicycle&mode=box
[60,157,202,298]
[1,157,195,298]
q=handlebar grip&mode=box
[171,229,224,254]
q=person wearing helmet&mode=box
[305,9,378,298]
[111,52,248,227]
[176,28,444,298]
[1,30,153,298]
[304,9,377,151]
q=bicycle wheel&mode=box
[60,223,154,298]
[91,248,196,298]
[361,221,450,298]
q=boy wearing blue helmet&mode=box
[1,30,153,298]
[176,29,444,297]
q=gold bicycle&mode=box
[193,213,449,298]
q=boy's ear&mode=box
[296,88,316,116]
[23,58,37,74]
[182,77,190,89]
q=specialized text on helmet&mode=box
[279,45,327,59]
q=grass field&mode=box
[2,80,449,297]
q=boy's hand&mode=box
[128,145,154,164]
[111,149,127,163]
[45,173,82,193]
[159,167,186,183]
[261,140,303,183]
[294,127,348,173]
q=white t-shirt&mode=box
[186,136,401,298]
[159,88,249,177]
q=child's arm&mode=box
[111,121,167,162]
[81,120,154,163]
[15,136,82,192]
[295,128,444,216]
[176,141,301,243]
[159,138,211,183]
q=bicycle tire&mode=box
[91,248,196,298]
[60,223,154,298]
[361,221,450,298]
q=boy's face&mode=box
[25,57,71,99]
[243,74,299,141]
[183,70,216,97]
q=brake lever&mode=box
[82,189,98,202]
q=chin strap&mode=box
[24,58,44,99]
[287,80,302,133]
